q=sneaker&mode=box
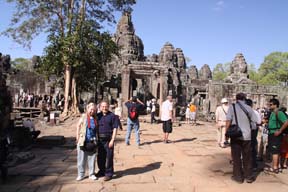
[89,175,98,180]
[76,176,85,181]
[126,142,130,146]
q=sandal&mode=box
[264,167,279,174]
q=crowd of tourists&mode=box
[13,92,65,111]
[216,93,288,183]
[74,92,288,183]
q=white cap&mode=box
[221,98,228,103]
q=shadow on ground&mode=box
[173,137,197,143]
[114,162,162,179]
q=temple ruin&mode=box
[102,12,288,118]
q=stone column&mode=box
[159,71,165,106]
[121,66,130,118]
[260,94,266,109]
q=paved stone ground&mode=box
[1,116,288,192]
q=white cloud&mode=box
[213,0,226,11]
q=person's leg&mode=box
[162,121,166,141]
[242,140,253,181]
[272,154,280,169]
[87,152,96,177]
[77,146,87,178]
[105,142,114,177]
[217,127,221,147]
[231,139,243,181]
[125,119,133,145]
[134,121,140,145]
[96,140,106,176]
[258,136,264,160]
[220,126,226,147]
[165,120,172,142]
[251,129,258,169]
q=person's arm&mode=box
[275,120,288,136]
[225,105,233,131]
[109,127,117,148]
[109,115,118,148]
[274,112,288,136]
[76,116,84,143]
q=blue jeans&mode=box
[125,118,140,145]
[77,145,96,177]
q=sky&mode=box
[1,0,288,70]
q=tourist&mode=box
[278,107,288,169]
[245,99,262,170]
[268,99,288,173]
[189,103,197,125]
[22,118,41,140]
[185,104,190,124]
[146,99,151,114]
[160,95,174,143]
[114,102,123,130]
[215,98,229,148]
[76,102,98,181]
[96,101,118,181]
[226,93,258,183]
[125,96,145,146]
[150,98,157,124]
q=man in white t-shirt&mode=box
[160,95,173,143]
[215,98,230,148]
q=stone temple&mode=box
[102,11,288,118]
[3,12,287,119]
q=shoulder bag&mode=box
[225,104,243,139]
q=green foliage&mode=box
[247,63,260,83]
[3,0,136,106]
[11,57,32,71]
[258,52,288,86]
[212,62,230,81]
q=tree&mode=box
[2,0,136,115]
[258,52,288,86]
[212,62,230,81]
[11,58,32,71]
[247,63,260,83]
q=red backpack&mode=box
[129,105,138,120]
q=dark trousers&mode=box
[97,138,114,177]
[251,129,258,168]
[151,112,156,123]
[231,139,253,180]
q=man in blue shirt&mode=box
[125,96,145,146]
[96,101,118,181]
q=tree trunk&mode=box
[62,64,71,116]
[71,76,80,114]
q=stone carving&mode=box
[158,42,176,66]
[230,53,248,74]
[187,65,198,80]
[199,64,212,80]
[225,53,253,84]
[113,11,144,62]
[175,48,186,69]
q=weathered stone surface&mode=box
[199,64,212,80]
[2,117,288,192]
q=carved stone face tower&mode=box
[114,11,144,61]
[225,53,253,84]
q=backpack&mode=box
[128,105,138,120]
